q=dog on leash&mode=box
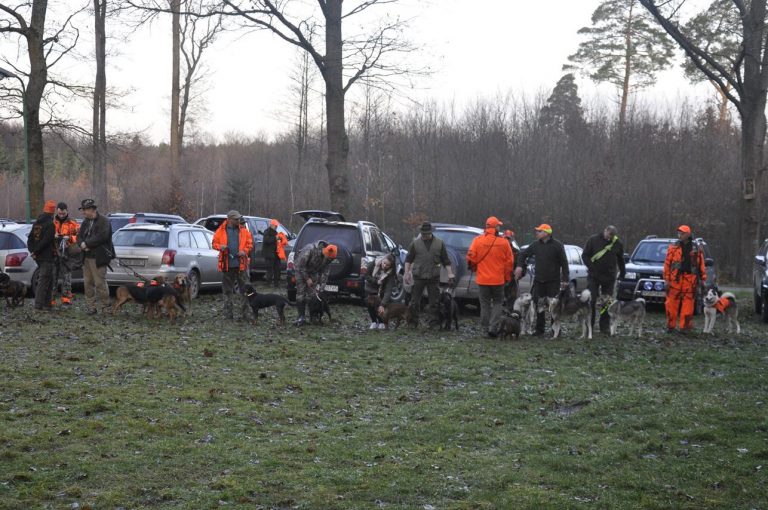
[243,284,295,325]
[596,295,646,338]
[512,292,534,335]
[438,289,459,330]
[378,302,411,330]
[549,288,592,339]
[0,273,26,307]
[497,310,522,340]
[308,291,332,324]
[703,288,740,334]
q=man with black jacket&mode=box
[514,224,569,336]
[261,220,281,287]
[78,199,114,314]
[582,225,626,333]
[27,200,58,310]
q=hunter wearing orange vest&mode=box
[663,225,706,333]
[467,216,514,337]
[212,210,254,320]
[52,202,79,305]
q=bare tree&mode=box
[93,0,107,208]
[639,0,768,281]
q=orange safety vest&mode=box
[466,229,515,286]
[663,241,706,288]
[714,296,732,314]
[276,231,288,261]
[54,217,79,245]
[212,222,253,272]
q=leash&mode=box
[116,258,151,283]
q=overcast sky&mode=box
[5,0,712,144]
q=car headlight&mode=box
[624,272,637,280]
[654,281,665,291]
[643,281,653,291]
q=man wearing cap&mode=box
[78,199,114,314]
[52,202,80,305]
[514,224,569,336]
[293,240,338,325]
[467,217,514,336]
[261,219,286,288]
[582,225,625,334]
[404,222,455,327]
[27,200,58,310]
[502,229,520,304]
[663,225,706,333]
[212,210,254,320]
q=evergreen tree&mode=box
[539,74,587,135]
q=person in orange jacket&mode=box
[212,210,254,320]
[663,225,706,333]
[467,216,514,337]
[52,202,79,305]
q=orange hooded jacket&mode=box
[466,227,514,286]
[276,231,288,261]
[54,217,79,245]
[212,222,253,272]
[663,240,706,288]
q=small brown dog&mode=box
[497,312,521,340]
[378,302,411,330]
[1,279,26,307]
[172,273,192,315]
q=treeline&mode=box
[0,95,742,279]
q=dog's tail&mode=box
[721,291,736,300]
[579,289,591,303]
[634,297,646,305]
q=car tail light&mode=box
[346,280,360,289]
[161,249,176,266]
[128,216,137,224]
[5,252,28,267]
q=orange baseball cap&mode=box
[322,244,338,259]
[535,224,553,234]
[486,216,503,228]
[43,200,56,214]
[270,219,279,227]
[677,225,691,234]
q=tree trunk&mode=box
[619,1,634,128]
[323,0,350,217]
[169,0,181,184]
[93,0,108,209]
[25,0,49,218]
[717,82,731,127]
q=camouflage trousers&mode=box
[222,269,251,320]
[52,267,73,301]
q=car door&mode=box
[174,230,196,273]
[248,218,269,272]
[191,229,219,286]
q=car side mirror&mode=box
[623,253,630,263]
[705,258,714,267]
[756,255,766,267]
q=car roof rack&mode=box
[645,235,657,239]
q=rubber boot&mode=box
[295,301,306,326]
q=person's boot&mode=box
[533,311,546,336]
[295,301,306,326]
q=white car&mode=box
[517,244,589,295]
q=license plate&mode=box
[641,290,665,298]
[324,285,339,293]
[120,258,145,267]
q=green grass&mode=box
[1,284,767,509]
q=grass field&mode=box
[1,285,766,509]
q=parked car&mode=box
[286,211,405,302]
[106,223,221,298]
[617,236,716,313]
[194,214,296,279]
[752,238,768,322]
[516,243,589,296]
[108,212,187,232]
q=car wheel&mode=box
[755,291,763,314]
[187,269,200,299]
[762,295,768,323]
[390,273,405,303]
[29,269,39,298]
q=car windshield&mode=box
[297,224,362,252]
[632,242,670,263]
[435,230,478,250]
[110,218,131,231]
[0,232,25,250]
[113,230,169,248]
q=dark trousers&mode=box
[34,260,55,309]
[503,278,519,306]
[478,284,504,333]
[265,256,281,286]
[532,280,560,334]
[367,293,382,323]
[588,276,615,333]
[409,278,440,326]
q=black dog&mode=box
[0,273,26,307]
[244,284,294,325]
[498,310,522,340]
[439,290,459,330]
[307,292,332,324]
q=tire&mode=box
[755,291,763,314]
[763,295,768,323]
[187,269,200,299]
[29,269,39,298]
[390,273,405,303]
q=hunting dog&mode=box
[703,288,740,334]
[549,288,592,339]
[244,284,295,325]
[497,309,522,340]
[438,289,459,331]
[112,277,185,320]
[172,274,192,315]
[512,292,535,335]
[378,302,411,330]
[308,291,332,324]
[0,273,26,307]
[596,295,646,338]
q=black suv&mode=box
[108,212,187,232]
[617,236,716,312]
[286,210,405,302]
[194,214,296,279]
[753,238,768,322]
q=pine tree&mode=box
[565,0,674,126]
[539,74,586,135]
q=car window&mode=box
[254,220,269,234]
[177,231,192,248]
[113,230,169,248]
[191,231,210,249]
[567,247,582,265]
[110,218,131,232]
[0,232,26,250]
[382,232,397,252]
[297,224,363,253]
[203,218,224,232]
[434,230,477,250]
[277,225,291,237]
[369,228,385,252]
[204,231,214,246]
[632,242,669,263]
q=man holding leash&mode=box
[52,202,80,306]
[293,240,338,326]
[27,200,58,311]
[582,225,625,334]
[514,224,569,336]
[663,225,706,334]
[404,221,455,328]
[78,199,114,315]
[212,210,254,320]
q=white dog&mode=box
[512,292,535,335]
[703,289,740,334]
[596,295,646,338]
